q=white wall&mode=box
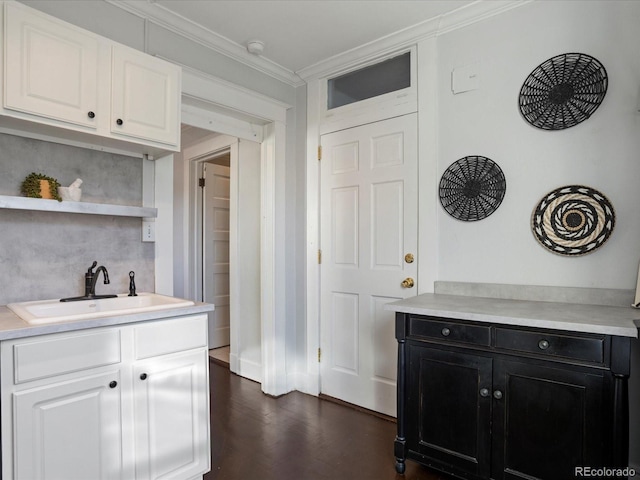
[428,0,640,468]
[433,1,640,290]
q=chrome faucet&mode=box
[60,261,118,302]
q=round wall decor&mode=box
[531,185,615,256]
[439,156,506,221]
[519,53,608,130]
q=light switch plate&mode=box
[142,220,155,242]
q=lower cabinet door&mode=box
[491,359,607,480]
[133,348,210,480]
[407,344,493,478]
[13,370,123,480]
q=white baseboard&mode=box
[291,371,319,396]
[229,353,262,384]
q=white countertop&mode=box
[0,302,214,341]
[385,293,640,338]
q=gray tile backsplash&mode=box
[0,133,154,304]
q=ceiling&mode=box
[118,0,474,77]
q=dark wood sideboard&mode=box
[394,312,632,480]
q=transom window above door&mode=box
[327,51,411,110]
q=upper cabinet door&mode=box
[4,2,99,129]
[111,46,181,148]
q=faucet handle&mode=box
[87,261,98,273]
[128,271,137,296]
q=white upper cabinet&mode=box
[1,1,181,155]
[111,46,181,147]
[4,2,100,129]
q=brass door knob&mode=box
[401,277,414,288]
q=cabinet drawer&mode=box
[409,317,491,346]
[495,328,604,363]
[133,314,208,359]
[13,329,121,384]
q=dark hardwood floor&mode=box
[205,359,448,480]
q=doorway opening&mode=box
[200,150,231,350]
[180,127,263,383]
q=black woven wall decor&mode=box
[531,185,615,256]
[519,53,608,130]
[439,156,506,221]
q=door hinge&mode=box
[318,249,322,264]
[317,145,322,161]
[318,348,321,362]
[199,178,205,188]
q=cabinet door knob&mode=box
[109,381,117,389]
[493,390,503,400]
[441,327,451,337]
[116,118,123,126]
[538,339,550,350]
[87,111,95,119]
[140,373,148,380]
[479,388,489,397]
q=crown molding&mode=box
[107,0,532,87]
[297,0,533,80]
[105,0,305,87]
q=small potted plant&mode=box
[20,172,62,201]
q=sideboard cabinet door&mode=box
[407,344,493,478]
[491,359,607,480]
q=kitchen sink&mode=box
[7,293,195,325]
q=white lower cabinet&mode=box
[13,370,124,480]
[133,349,209,480]
[1,314,210,480]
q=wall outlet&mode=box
[142,220,155,242]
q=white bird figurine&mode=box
[59,178,83,201]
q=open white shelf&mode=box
[0,195,157,218]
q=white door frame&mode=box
[303,39,439,397]
[177,67,291,396]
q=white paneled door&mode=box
[203,163,231,348]
[320,114,418,417]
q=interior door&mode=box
[203,162,231,348]
[320,113,418,416]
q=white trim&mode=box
[105,0,303,87]
[297,0,532,81]
[153,154,174,296]
[181,104,264,144]
[304,78,322,397]
[318,46,418,135]
[165,69,289,395]
[260,121,291,396]
[108,0,529,87]
[416,37,439,295]
[181,66,291,124]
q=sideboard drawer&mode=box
[409,316,491,346]
[495,328,604,363]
